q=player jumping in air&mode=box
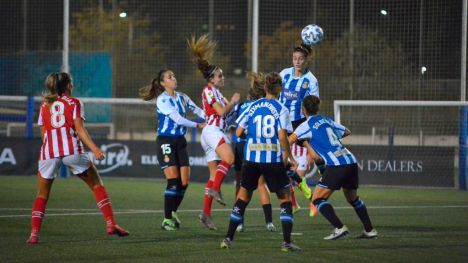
[187,35,241,230]
[279,43,319,214]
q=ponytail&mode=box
[139,69,168,101]
[43,72,71,104]
[187,35,220,81]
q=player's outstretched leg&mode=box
[345,191,378,239]
[313,198,348,240]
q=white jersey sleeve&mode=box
[331,119,347,139]
[168,111,198,128]
[180,92,205,119]
[305,73,319,98]
[279,105,293,133]
[235,103,251,129]
[294,121,313,141]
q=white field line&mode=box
[0,205,467,219]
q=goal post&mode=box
[334,100,468,190]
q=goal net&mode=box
[333,100,467,189]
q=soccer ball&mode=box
[301,24,324,46]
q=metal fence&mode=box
[0,0,465,110]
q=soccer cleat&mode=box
[266,222,277,232]
[198,213,217,230]
[358,228,378,239]
[26,233,39,245]
[236,223,244,232]
[172,211,181,228]
[161,219,177,231]
[220,237,232,249]
[324,225,349,240]
[107,224,130,236]
[281,242,303,252]
[207,188,226,206]
[309,202,318,217]
[298,180,312,200]
[292,204,301,214]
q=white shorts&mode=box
[292,144,308,171]
[201,125,231,162]
[38,153,92,179]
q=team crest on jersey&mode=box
[206,90,214,98]
[164,155,170,163]
[302,81,309,89]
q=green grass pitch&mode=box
[1,176,468,262]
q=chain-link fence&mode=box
[1,0,464,107]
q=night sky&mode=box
[0,0,464,78]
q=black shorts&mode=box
[241,161,290,193]
[234,141,245,172]
[156,136,189,171]
[318,163,359,190]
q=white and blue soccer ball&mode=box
[301,24,324,46]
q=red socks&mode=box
[290,183,298,208]
[31,197,47,235]
[203,180,214,216]
[93,185,116,227]
[212,161,231,191]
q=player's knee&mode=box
[348,196,365,209]
[312,198,329,211]
[275,187,290,200]
[224,154,235,165]
[165,178,178,197]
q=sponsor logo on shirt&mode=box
[282,90,299,100]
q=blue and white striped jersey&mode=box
[279,67,319,121]
[234,100,254,143]
[236,98,292,163]
[156,91,204,137]
[294,115,357,166]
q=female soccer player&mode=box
[140,69,206,230]
[220,72,301,252]
[289,95,378,240]
[233,72,275,233]
[279,43,318,211]
[187,35,241,230]
[27,72,129,244]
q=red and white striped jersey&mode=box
[292,143,307,157]
[37,95,86,160]
[202,86,229,130]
